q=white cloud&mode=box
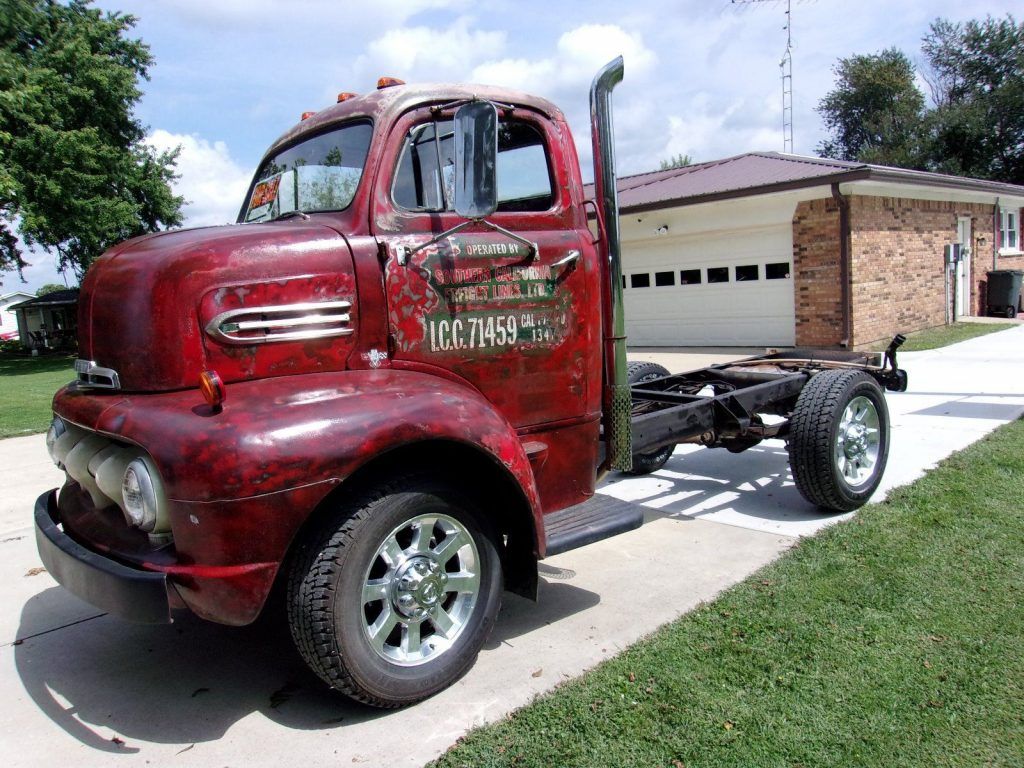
[471,23,655,97]
[352,17,508,86]
[147,130,253,228]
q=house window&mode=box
[679,269,701,285]
[630,273,651,288]
[1001,207,1019,251]
[707,267,729,284]
[735,264,759,282]
[654,271,675,287]
[765,262,791,279]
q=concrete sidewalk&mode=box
[3,327,1024,767]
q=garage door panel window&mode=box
[679,269,701,285]
[654,271,675,287]
[735,264,759,282]
[630,273,651,288]
[707,267,729,284]
[765,261,791,280]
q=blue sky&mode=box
[6,0,1015,293]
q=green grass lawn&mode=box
[0,355,74,438]
[435,419,1024,768]
[876,321,1018,352]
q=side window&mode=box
[495,122,553,212]
[393,117,554,213]
[393,122,455,211]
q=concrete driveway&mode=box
[3,326,1024,767]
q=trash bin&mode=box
[987,269,1024,318]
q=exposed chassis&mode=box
[628,337,908,456]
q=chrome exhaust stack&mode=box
[590,56,631,472]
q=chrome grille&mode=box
[205,300,354,345]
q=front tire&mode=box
[788,370,890,513]
[287,475,502,707]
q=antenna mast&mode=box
[780,0,793,153]
[732,0,794,153]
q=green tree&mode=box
[0,0,183,283]
[35,282,66,295]
[659,153,692,170]
[921,15,1024,183]
[816,48,926,167]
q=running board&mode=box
[542,494,645,557]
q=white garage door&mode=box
[622,223,796,346]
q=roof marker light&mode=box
[337,92,358,103]
[300,111,316,120]
[376,77,405,89]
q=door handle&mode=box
[551,250,580,269]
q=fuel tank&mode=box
[77,221,360,391]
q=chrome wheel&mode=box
[834,395,881,488]
[361,513,480,667]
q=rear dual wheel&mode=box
[625,361,676,475]
[788,369,890,512]
[287,476,502,707]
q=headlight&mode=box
[45,417,66,465]
[121,458,166,533]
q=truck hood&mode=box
[78,221,359,392]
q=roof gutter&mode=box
[993,197,1000,270]
[831,183,852,348]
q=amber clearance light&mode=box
[200,370,226,410]
[337,92,358,103]
[376,77,405,89]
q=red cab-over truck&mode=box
[35,59,907,707]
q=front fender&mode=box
[53,371,543,624]
[55,370,540,512]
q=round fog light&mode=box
[121,458,160,532]
[45,417,66,465]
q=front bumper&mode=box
[34,490,172,624]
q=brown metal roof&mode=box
[588,152,1024,213]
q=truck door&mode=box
[373,108,600,430]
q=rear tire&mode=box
[625,361,675,475]
[287,474,502,707]
[788,370,890,513]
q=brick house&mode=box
[608,153,1024,348]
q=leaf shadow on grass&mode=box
[0,355,75,377]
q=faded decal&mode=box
[387,234,572,355]
[426,309,566,352]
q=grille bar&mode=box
[206,300,354,345]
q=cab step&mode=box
[542,494,646,557]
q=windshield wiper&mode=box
[268,209,310,222]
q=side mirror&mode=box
[453,101,498,219]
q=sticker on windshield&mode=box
[246,176,281,221]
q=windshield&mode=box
[243,121,373,223]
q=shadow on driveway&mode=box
[601,441,843,528]
[14,577,600,752]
